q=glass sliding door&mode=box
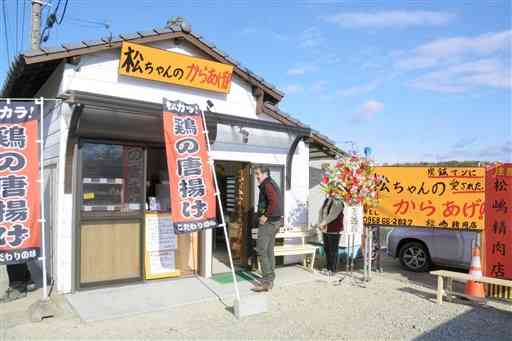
[78,142,145,287]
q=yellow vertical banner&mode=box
[364,167,485,230]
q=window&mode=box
[81,143,144,215]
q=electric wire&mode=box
[40,0,69,44]
[15,0,19,54]
[57,0,69,24]
[2,0,10,64]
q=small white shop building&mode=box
[1,18,343,293]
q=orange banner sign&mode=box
[163,98,216,234]
[485,164,512,280]
[364,167,485,230]
[119,42,233,94]
[0,100,41,264]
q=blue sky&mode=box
[0,0,510,163]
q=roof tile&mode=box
[41,46,65,54]
[11,22,285,102]
[23,49,46,57]
[190,31,203,40]
[80,39,103,47]
[199,38,216,49]
[153,27,173,34]
[61,42,87,51]
[119,33,141,40]
[137,30,157,37]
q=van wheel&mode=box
[399,242,430,272]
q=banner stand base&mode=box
[233,295,268,319]
[28,299,55,322]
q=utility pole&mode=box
[31,0,43,50]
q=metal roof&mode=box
[1,23,284,99]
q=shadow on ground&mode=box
[414,305,512,340]
[378,256,468,295]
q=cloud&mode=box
[477,141,512,161]
[428,140,512,162]
[396,30,512,70]
[238,27,288,41]
[299,27,324,48]
[452,137,479,150]
[394,30,512,93]
[284,84,304,95]
[325,10,454,28]
[337,79,380,97]
[311,80,327,93]
[351,100,384,122]
[410,58,511,92]
[287,63,318,76]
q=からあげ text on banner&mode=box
[364,167,485,230]
[119,42,233,94]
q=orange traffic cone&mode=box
[464,246,486,300]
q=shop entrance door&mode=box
[77,142,145,288]
[212,161,251,274]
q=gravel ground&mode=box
[1,260,511,340]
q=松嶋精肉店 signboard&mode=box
[485,164,511,280]
[118,42,233,94]
[364,167,485,230]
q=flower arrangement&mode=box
[320,154,384,207]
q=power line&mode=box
[2,0,10,64]
[40,0,69,44]
[15,0,19,54]
[68,17,108,27]
[57,0,69,24]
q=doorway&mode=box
[212,161,251,274]
[78,142,145,288]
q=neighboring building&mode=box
[1,18,343,293]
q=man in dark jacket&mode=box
[252,166,283,292]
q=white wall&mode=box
[61,40,258,119]
[38,38,313,291]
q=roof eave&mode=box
[261,102,345,159]
[17,29,284,102]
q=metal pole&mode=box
[345,233,349,272]
[350,233,354,275]
[368,227,373,282]
[363,228,367,281]
[199,109,241,303]
[0,98,61,101]
[37,97,48,301]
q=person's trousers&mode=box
[6,263,30,290]
[256,221,280,284]
[323,233,341,273]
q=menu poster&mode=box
[144,213,180,279]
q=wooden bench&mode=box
[430,270,512,304]
[251,228,318,271]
